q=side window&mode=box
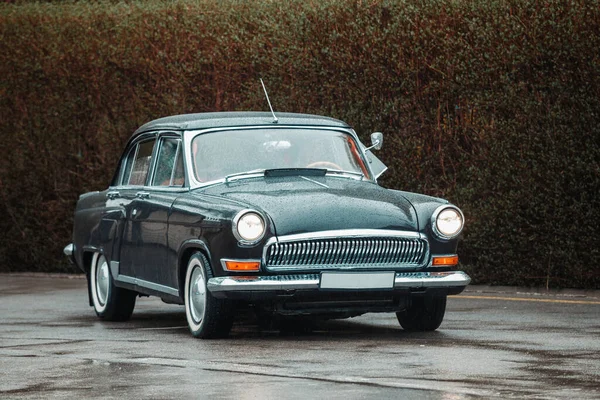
[118,146,137,186]
[172,145,185,186]
[127,139,155,186]
[152,138,184,187]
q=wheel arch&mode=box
[177,240,212,302]
[80,245,103,272]
[82,247,103,306]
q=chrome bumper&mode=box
[63,243,74,257]
[63,243,75,264]
[207,271,471,294]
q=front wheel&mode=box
[89,253,136,321]
[396,296,447,331]
[184,253,234,339]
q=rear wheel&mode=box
[89,253,136,321]
[184,252,234,339]
[396,296,447,331]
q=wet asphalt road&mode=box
[1,275,599,399]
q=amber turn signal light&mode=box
[432,255,459,267]
[224,261,261,271]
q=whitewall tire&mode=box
[89,252,136,321]
[184,252,233,339]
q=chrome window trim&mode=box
[356,133,388,182]
[431,205,465,240]
[149,135,182,188]
[168,140,181,186]
[121,140,141,185]
[182,125,375,189]
[125,137,157,186]
[115,135,189,193]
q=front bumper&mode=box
[207,271,471,298]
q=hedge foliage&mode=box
[1,0,598,288]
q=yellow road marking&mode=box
[454,295,600,305]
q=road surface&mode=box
[1,274,598,399]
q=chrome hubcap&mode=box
[96,258,109,306]
[189,267,206,324]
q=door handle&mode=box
[107,191,120,200]
[136,191,150,199]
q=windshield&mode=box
[190,128,370,183]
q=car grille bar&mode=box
[265,236,428,271]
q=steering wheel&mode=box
[306,161,343,170]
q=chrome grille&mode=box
[265,236,428,271]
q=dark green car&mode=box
[65,112,469,338]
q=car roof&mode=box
[132,112,351,137]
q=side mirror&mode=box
[367,132,383,151]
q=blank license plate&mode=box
[320,272,395,290]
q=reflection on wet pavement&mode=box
[1,275,598,399]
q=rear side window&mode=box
[123,139,156,186]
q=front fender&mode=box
[176,239,212,299]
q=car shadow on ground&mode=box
[68,305,450,342]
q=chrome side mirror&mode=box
[366,132,383,151]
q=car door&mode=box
[136,134,186,291]
[117,134,186,292]
[118,136,158,283]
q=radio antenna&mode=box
[260,78,278,124]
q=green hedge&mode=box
[1,0,598,288]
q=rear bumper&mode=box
[207,271,470,298]
[63,243,75,264]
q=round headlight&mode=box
[433,206,464,239]
[233,211,265,244]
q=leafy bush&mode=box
[1,0,598,288]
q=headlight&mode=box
[233,210,266,244]
[432,206,464,239]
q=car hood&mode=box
[198,176,418,236]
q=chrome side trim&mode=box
[82,245,101,253]
[114,274,179,297]
[206,271,470,294]
[109,261,119,278]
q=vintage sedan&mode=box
[64,111,469,338]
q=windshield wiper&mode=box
[324,170,365,180]
[264,168,327,178]
[224,169,266,183]
[223,168,364,183]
